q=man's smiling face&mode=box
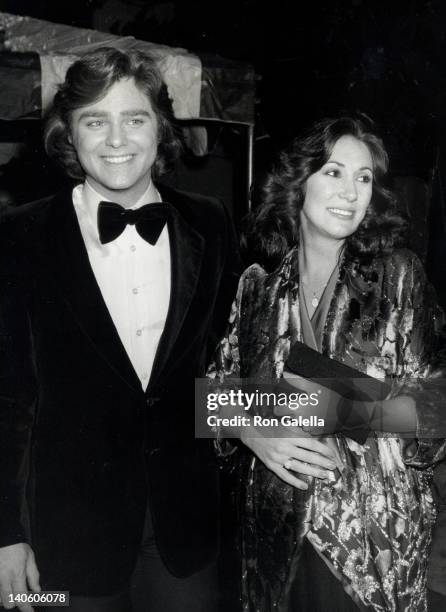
[70,77,159,206]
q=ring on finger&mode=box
[283,459,293,470]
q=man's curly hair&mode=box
[44,46,181,181]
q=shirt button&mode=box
[132,288,139,295]
[130,245,136,252]
[141,372,148,380]
[136,329,142,336]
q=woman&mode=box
[209,116,446,611]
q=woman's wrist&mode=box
[369,395,417,434]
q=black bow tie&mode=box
[97,201,170,245]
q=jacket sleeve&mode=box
[207,266,246,383]
[393,252,446,467]
[205,199,242,364]
[0,225,37,547]
[206,271,245,458]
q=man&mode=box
[0,47,240,611]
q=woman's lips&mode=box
[327,207,354,219]
[101,154,135,164]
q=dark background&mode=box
[3,0,446,300]
[2,1,446,158]
[1,1,446,306]
[3,0,446,170]
[2,1,446,284]
[1,4,446,609]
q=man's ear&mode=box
[67,132,73,145]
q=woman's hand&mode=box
[240,425,341,490]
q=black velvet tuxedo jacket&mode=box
[0,183,240,595]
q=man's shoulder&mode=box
[157,183,228,223]
[1,190,69,227]
[0,190,71,253]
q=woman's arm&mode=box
[391,252,446,467]
[207,270,341,489]
[290,251,446,465]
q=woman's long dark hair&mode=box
[243,116,406,272]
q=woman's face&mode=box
[300,135,374,243]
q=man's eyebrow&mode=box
[121,110,152,117]
[76,109,152,120]
[327,160,373,172]
[77,111,108,121]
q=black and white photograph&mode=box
[1,2,446,611]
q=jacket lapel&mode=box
[47,190,142,393]
[148,188,205,388]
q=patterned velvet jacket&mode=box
[209,247,446,612]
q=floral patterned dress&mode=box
[209,247,446,611]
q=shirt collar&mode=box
[72,180,162,248]
[85,178,160,215]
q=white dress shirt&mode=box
[72,181,171,390]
